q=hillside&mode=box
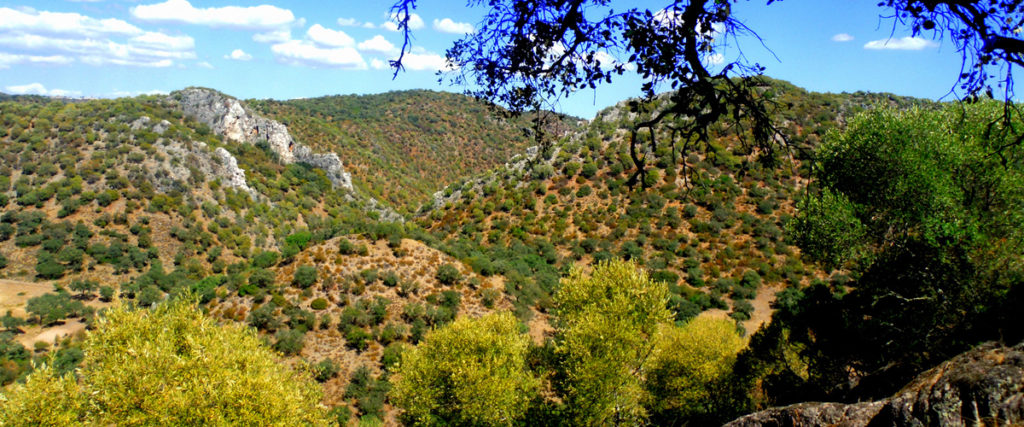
[415,78,936,326]
[250,90,581,213]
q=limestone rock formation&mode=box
[213,147,258,198]
[725,341,1024,427]
[170,88,354,191]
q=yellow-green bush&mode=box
[390,311,538,426]
[555,259,672,425]
[645,316,745,419]
[0,298,327,425]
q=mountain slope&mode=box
[251,90,581,213]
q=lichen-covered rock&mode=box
[169,88,354,191]
[153,119,171,135]
[129,116,151,131]
[725,401,884,427]
[725,341,1024,427]
[168,87,408,222]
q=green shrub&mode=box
[382,271,399,287]
[252,251,280,269]
[312,359,339,382]
[345,327,372,352]
[273,329,305,356]
[338,238,355,255]
[435,264,460,285]
[292,265,317,289]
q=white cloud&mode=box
[864,36,938,50]
[7,82,47,94]
[197,61,213,69]
[592,51,637,71]
[370,58,387,70]
[832,33,854,42]
[357,35,396,54]
[432,18,473,34]
[383,12,423,32]
[110,89,169,98]
[131,32,195,51]
[271,40,366,69]
[397,52,452,71]
[706,53,724,65]
[0,7,142,37]
[5,82,81,97]
[337,17,376,29]
[307,24,354,47]
[225,49,252,61]
[0,32,195,67]
[653,8,722,37]
[0,6,196,68]
[337,17,361,27]
[253,29,291,43]
[131,0,296,30]
[0,52,73,68]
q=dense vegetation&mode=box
[733,102,1024,409]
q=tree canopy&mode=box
[741,101,1024,405]
[554,259,671,425]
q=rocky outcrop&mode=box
[292,145,354,192]
[725,341,1024,427]
[169,88,354,191]
[124,115,257,198]
[213,147,258,197]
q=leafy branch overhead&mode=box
[884,0,1024,99]
[389,0,1024,182]
[389,0,789,187]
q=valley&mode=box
[0,79,1019,426]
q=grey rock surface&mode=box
[725,341,1024,427]
[170,88,354,191]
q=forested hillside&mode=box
[417,78,934,324]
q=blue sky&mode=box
[0,1,975,118]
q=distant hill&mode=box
[250,90,581,214]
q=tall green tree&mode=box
[554,259,672,425]
[748,102,1024,404]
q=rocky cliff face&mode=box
[121,114,258,198]
[170,88,354,192]
[725,341,1024,427]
